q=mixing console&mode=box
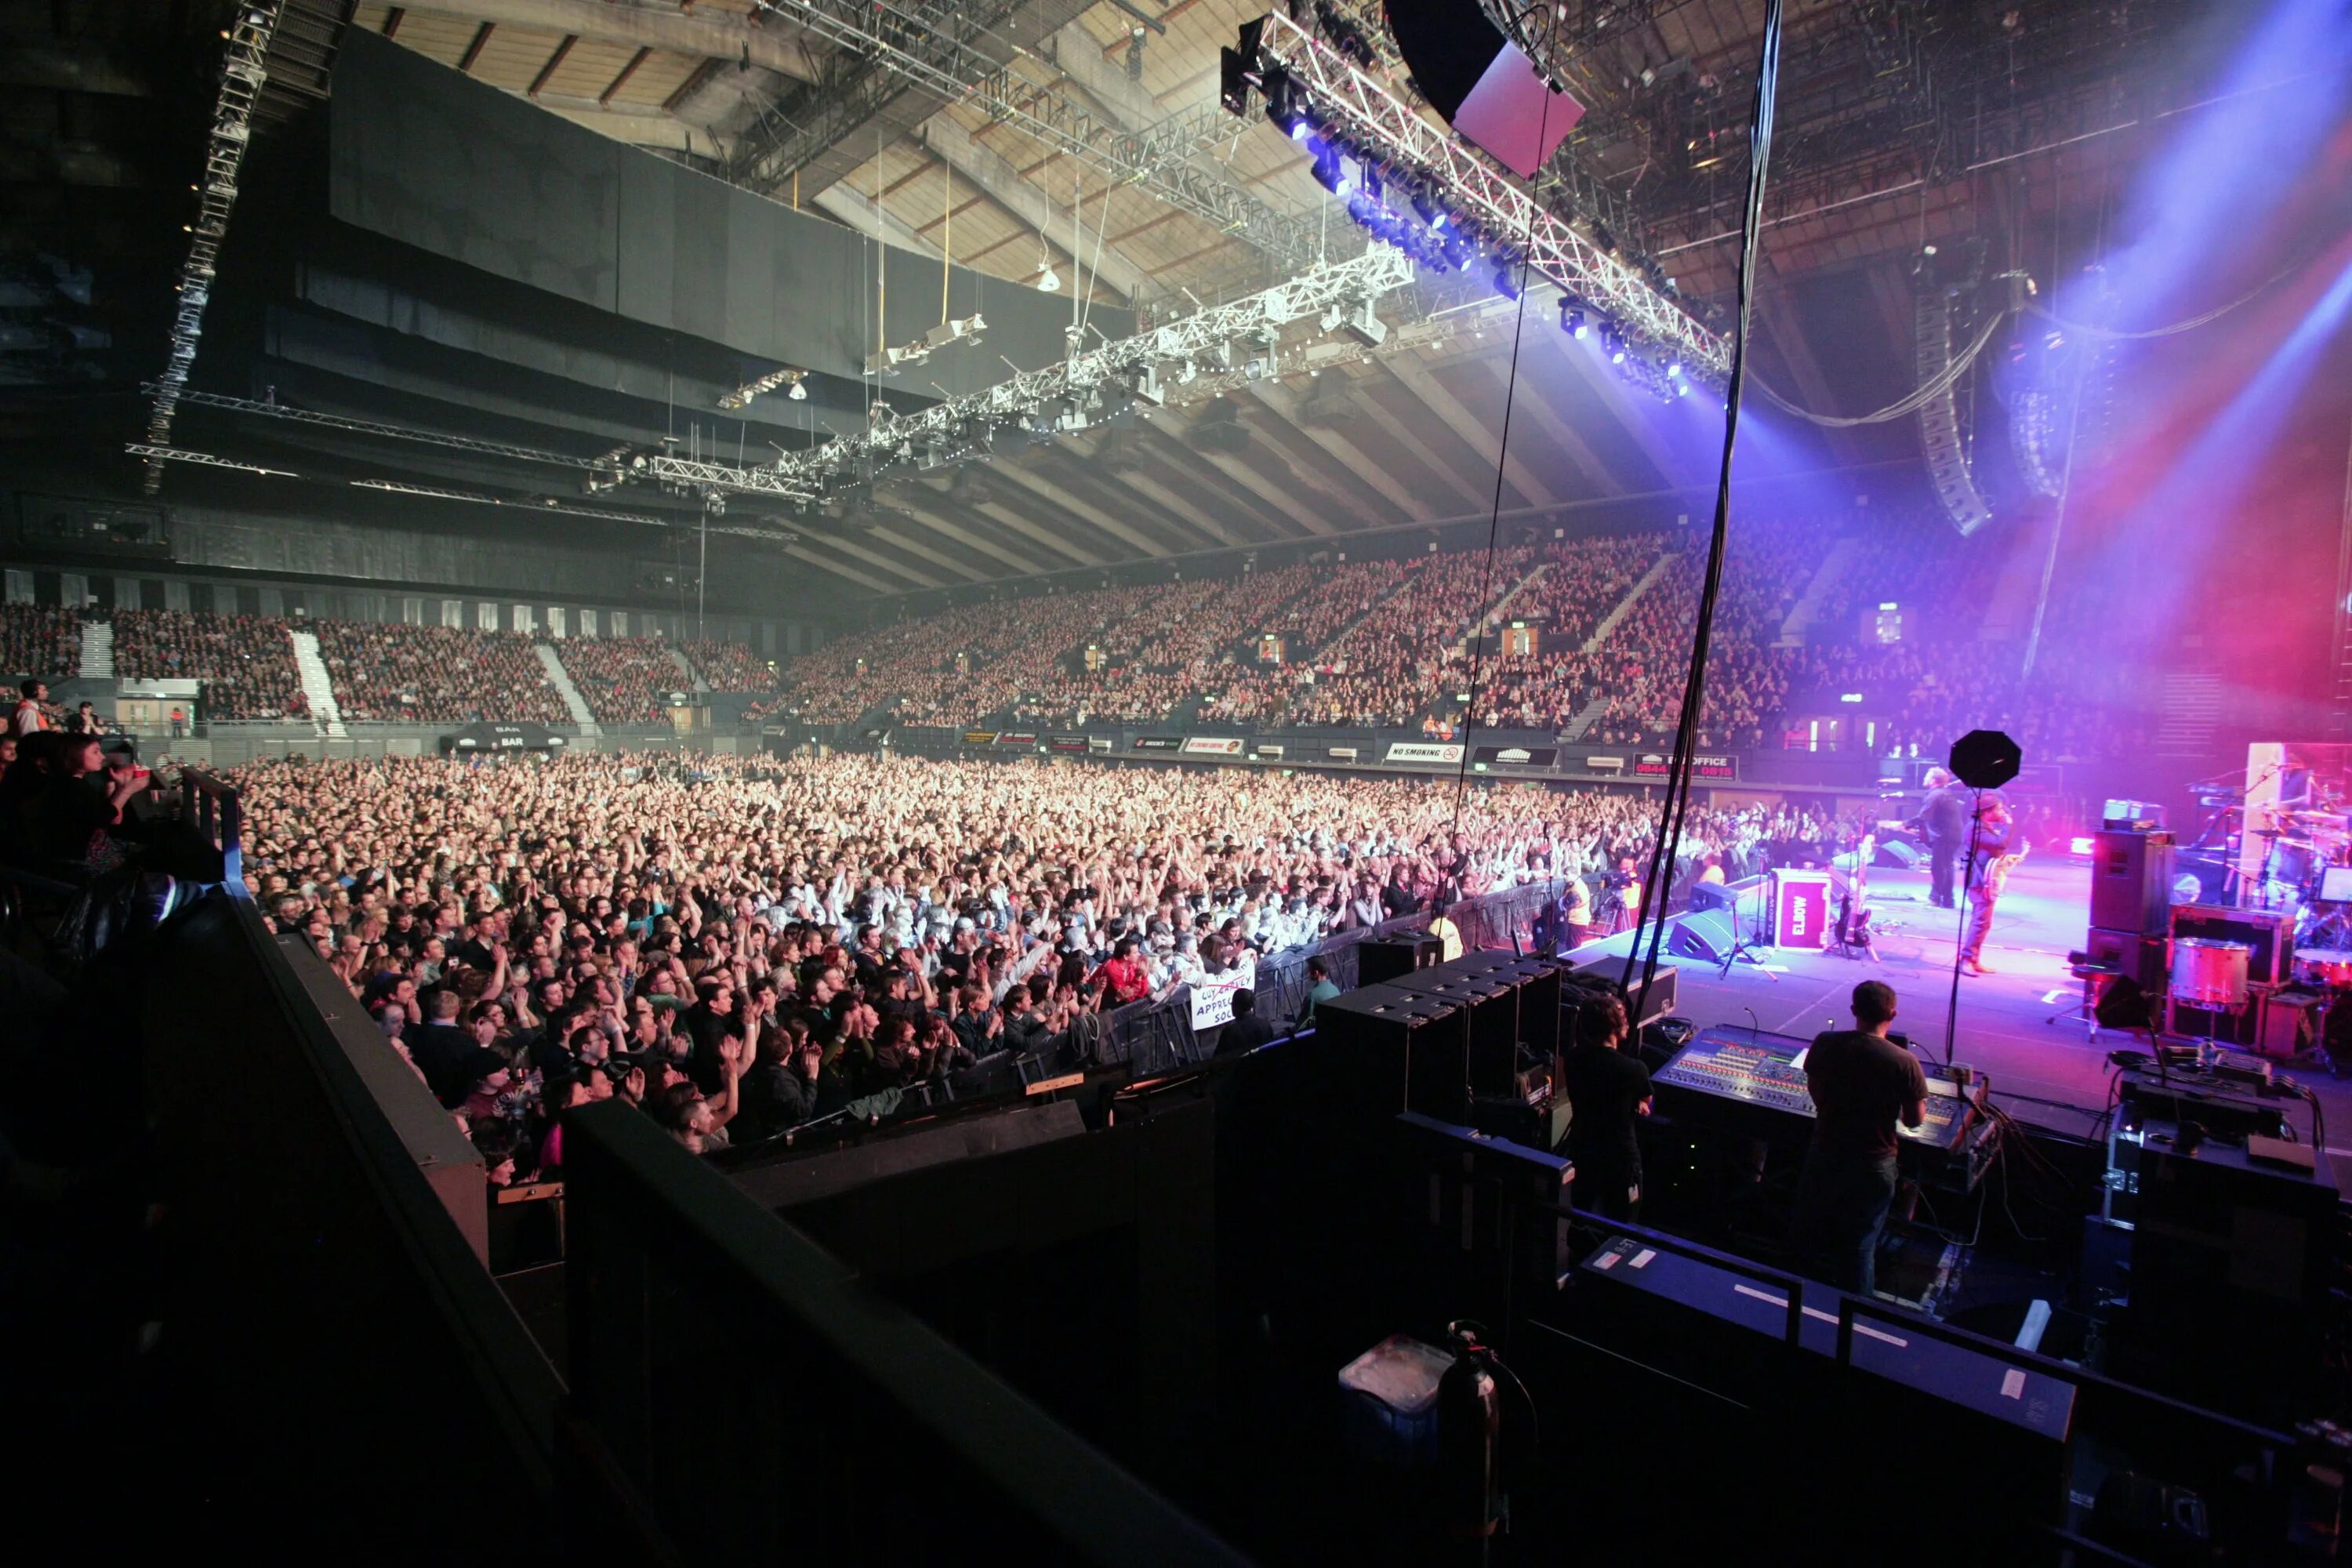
[1653,1028,1973,1152]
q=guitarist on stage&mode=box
[1958,794,2027,977]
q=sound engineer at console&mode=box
[1791,980,1926,1296]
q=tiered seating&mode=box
[313,622,568,724]
[554,637,685,726]
[681,638,774,693]
[113,608,308,721]
[1011,566,1320,726]
[0,604,81,678]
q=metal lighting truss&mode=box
[731,0,1032,191]
[148,384,607,470]
[143,2,283,495]
[347,480,801,543]
[640,246,1414,504]
[1314,0,1661,260]
[127,444,300,477]
[1250,12,1727,383]
[743,0,1334,273]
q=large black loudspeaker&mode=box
[2090,829,2174,936]
[1357,935,1443,986]
[1668,911,1737,964]
[2085,927,2168,993]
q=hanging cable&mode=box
[1752,292,2017,426]
[1622,0,1784,1015]
[1447,88,1559,856]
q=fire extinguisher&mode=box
[1438,1320,1504,1554]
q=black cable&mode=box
[1625,0,1784,1017]
[1447,88,1555,846]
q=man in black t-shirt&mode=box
[1561,993,1651,1221]
[1792,980,1926,1295]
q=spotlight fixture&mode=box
[1610,346,1627,365]
[1493,263,1521,302]
[1410,192,1448,230]
[1036,263,1062,293]
[718,365,808,410]
[787,379,808,401]
[1666,361,1682,379]
[1560,301,1587,339]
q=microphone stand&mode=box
[1941,789,1987,1069]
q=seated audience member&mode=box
[1215,987,1278,1057]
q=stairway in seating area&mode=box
[536,641,601,735]
[2153,672,2223,758]
[1563,695,1614,742]
[666,644,701,692]
[1778,537,1860,646]
[1581,550,1677,653]
[78,618,114,679]
[287,629,348,739]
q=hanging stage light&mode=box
[1493,263,1522,302]
[1036,263,1062,293]
[1410,191,1448,231]
[1560,300,1588,339]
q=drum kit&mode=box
[2162,775,2352,1064]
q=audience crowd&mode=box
[681,639,774,694]
[9,507,2157,763]
[553,637,688,726]
[113,608,308,721]
[0,604,82,680]
[229,748,1864,1174]
[313,622,568,725]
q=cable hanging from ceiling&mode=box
[1621,0,1785,1015]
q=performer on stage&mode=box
[1958,794,2027,977]
[1908,767,1971,910]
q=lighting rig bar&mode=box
[147,384,606,470]
[637,246,1414,506]
[127,443,300,477]
[1243,12,1729,383]
[143,3,284,495]
[744,0,1334,274]
[347,480,800,542]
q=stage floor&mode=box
[1569,853,2346,1149]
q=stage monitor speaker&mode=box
[2170,902,2295,987]
[1876,838,1924,869]
[1357,935,1444,986]
[2093,976,2152,1032]
[2086,927,2169,995]
[1668,911,1736,964]
[2090,829,2175,936]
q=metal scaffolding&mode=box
[638,245,1415,504]
[1244,13,1729,382]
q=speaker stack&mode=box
[1312,950,1565,1128]
[2086,829,2174,1001]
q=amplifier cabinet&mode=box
[2092,829,2174,936]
